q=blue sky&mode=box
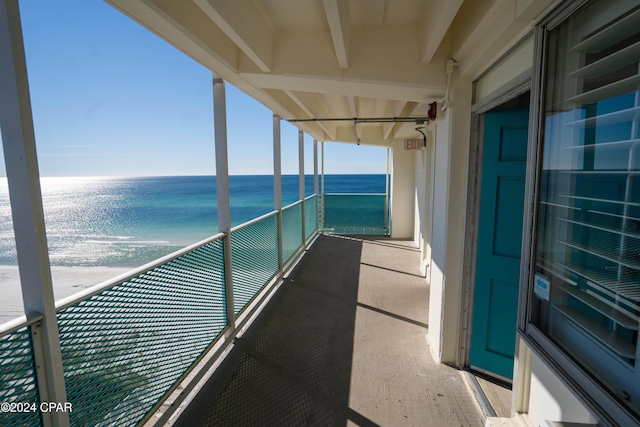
[4,0,387,177]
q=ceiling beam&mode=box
[381,100,400,140]
[313,93,341,141]
[384,101,418,139]
[322,0,350,69]
[452,0,511,60]
[283,90,337,140]
[107,0,325,142]
[194,0,273,72]
[241,73,444,103]
[346,96,357,117]
[263,26,447,90]
[419,0,464,64]
[108,0,238,73]
[346,95,360,141]
[457,1,529,77]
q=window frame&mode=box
[519,0,640,425]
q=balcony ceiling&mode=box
[107,0,551,145]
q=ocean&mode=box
[0,174,385,268]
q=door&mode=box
[469,107,529,380]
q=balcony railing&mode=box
[0,315,42,427]
[322,193,389,235]
[0,192,387,426]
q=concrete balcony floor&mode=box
[173,235,485,426]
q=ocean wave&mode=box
[84,235,136,241]
[85,238,171,245]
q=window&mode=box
[529,0,640,421]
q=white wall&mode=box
[427,78,472,363]
[528,350,597,426]
[414,145,427,252]
[413,136,438,275]
[476,38,533,102]
[391,142,415,239]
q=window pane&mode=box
[532,0,640,413]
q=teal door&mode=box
[469,108,529,380]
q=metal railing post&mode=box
[0,3,69,426]
[298,130,305,243]
[273,114,283,271]
[385,147,391,234]
[313,139,318,231]
[384,147,390,234]
[213,74,235,332]
[321,141,326,233]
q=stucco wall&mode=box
[427,78,472,364]
[390,142,415,239]
[414,145,427,251]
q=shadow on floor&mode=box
[175,235,369,426]
[174,235,484,427]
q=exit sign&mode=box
[405,139,423,150]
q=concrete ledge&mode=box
[486,413,535,427]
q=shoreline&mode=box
[0,265,133,325]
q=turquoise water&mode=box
[0,175,385,267]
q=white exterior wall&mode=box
[414,144,427,271]
[528,350,597,426]
[428,110,449,361]
[390,142,415,239]
[476,38,533,103]
[427,78,472,364]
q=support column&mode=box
[213,73,234,331]
[313,140,318,195]
[0,3,69,426]
[321,141,326,232]
[273,114,283,271]
[390,145,415,238]
[298,130,305,242]
[428,78,472,364]
[313,140,318,230]
[385,147,390,233]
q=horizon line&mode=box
[0,172,387,179]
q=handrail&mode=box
[44,193,378,313]
[0,311,43,337]
[323,192,386,196]
[229,199,306,236]
[55,232,226,312]
[304,194,317,201]
[283,199,303,209]
[230,210,279,233]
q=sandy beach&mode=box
[0,265,133,325]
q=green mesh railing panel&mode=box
[231,214,279,316]
[57,239,226,427]
[305,196,317,240]
[0,325,41,427]
[323,194,387,235]
[282,203,303,263]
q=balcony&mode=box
[168,234,484,426]
[0,195,485,426]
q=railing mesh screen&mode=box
[323,194,387,235]
[0,325,41,427]
[231,214,279,316]
[56,239,226,427]
[305,196,317,240]
[282,203,303,263]
[0,196,329,426]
